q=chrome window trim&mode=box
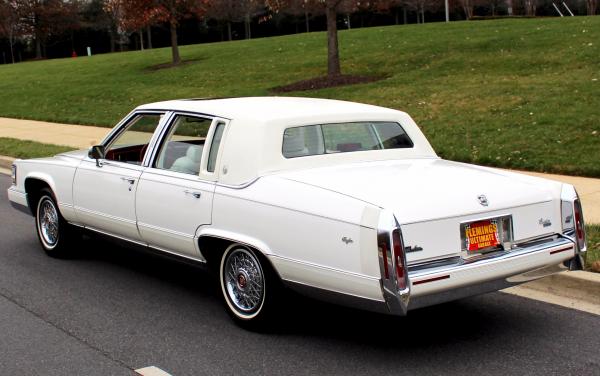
[101,110,168,150]
[147,111,214,171]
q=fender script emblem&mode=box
[341,237,353,245]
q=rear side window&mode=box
[154,115,211,175]
[282,122,413,158]
[207,122,225,173]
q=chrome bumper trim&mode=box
[408,261,569,311]
[406,236,577,311]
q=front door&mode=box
[73,113,165,241]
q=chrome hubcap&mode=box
[39,199,59,246]
[224,249,264,313]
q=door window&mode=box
[105,114,163,164]
[154,115,212,175]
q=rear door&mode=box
[135,114,228,258]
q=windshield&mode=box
[282,122,413,158]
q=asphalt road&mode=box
[0,174,599,376]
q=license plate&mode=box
[464,219,500,252]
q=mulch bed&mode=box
[145,58,201,72]
[271,74,385,93]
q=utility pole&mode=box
[445,0,449,22]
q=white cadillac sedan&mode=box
[7,97,587,326]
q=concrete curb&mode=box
[504,270,600,315]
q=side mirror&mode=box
[88,145,105,167]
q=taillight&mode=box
[380,241,390,279]
[392,229,407,290]
[574,199,586,251]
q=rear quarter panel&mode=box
[209,176,385,301]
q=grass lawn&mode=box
[0,17,599,176]
[585,224,600,271]
[0,138,74,159]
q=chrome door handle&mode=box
[184,190,201,199]
[120,177,136,184]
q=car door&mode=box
[135,114,228,258]
[73,112,166,241]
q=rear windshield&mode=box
[282,122,413,158]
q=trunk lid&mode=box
[278,159,563,264]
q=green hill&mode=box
[1,17,599,176]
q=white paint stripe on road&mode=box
[135,366,174,376]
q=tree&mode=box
[17,0,80,59]
[0,0,20,63]
[276,0,323,33]
[120,0,207,65]
[268,0,366,77]
[586,0,597,15]
[205,0,263,41]
[457,0,475,18]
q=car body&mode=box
[7,97,587,325]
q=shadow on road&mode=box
[75,233,538,350]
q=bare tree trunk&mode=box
[227,21,232,41]
[305,10,310,32]
[146,26,153,49]
[403,7,407,24]
[587,0,598,14]
[325,2,341,77]
[109,29,115,52]
[346,14,351,29]
[169,19,180,65]
[35,38,42,59]
[139,30,144,50]
[394,9,399,25]
[9,31,15,64]
[244,14,251,39]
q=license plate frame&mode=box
[460,215,513,256]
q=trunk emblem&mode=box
[539,218,552,227]
[477,195,489,206]
[405,245,423,253]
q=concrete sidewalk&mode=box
[1,117,599,224]
[0,117,109,149]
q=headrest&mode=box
[186,145,203,163]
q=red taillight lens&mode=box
[392,229,407,290]
[574,199,586,250]
[380,241,390,279]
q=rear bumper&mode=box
[374,235,576,314]
[7,186,31,215]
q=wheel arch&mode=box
[24,176,56,216]
[196,230,281,279]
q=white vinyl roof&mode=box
[137,97,437,186]
[136,96,403,123]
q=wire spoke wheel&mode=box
[37,197,59,248]
[221,247,266,318]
